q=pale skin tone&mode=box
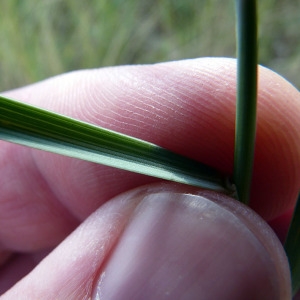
[0,58,299,299]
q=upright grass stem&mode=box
[234,0,257,205]
[234,1,300,294]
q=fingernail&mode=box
[92,184,291,300]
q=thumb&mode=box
[2,183,291,300]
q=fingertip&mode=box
[2,57,300,236]
[2,184,292,299]
[93,184,291,300]
[251,65,300,219]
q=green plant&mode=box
[1,1,299,91]
[285,193,300,295]
[0,0,299,297]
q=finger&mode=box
[1,58,299,254]
[1,184,291,300]
[0,253,45,294]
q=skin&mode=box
[0,58,299,299]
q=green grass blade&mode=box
[234,0,258,204]
[285,193,300,296]
[0,95,230,192]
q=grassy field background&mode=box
[1,0,299,91]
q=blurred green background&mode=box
[1,0,299,91]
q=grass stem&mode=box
[234,0,258,205]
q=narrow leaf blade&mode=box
[0,95,230,192]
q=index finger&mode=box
[1,57,299,253]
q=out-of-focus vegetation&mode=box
[0,0,299,90]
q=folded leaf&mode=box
[0,95,231,192]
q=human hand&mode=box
[0,58,299,299]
